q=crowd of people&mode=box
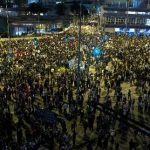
[0,32,149,150]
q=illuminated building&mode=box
[102,0,150,34]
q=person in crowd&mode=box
[0,32,149,149]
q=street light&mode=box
[77,0,82,99]
[5,0,12,63]
[125,0,130,34]
[5,0,10,38]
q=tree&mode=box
[0,1,12,8]
[26,3,48,33]
[0,17,7,37]
[70,1,89,16]
[56,3,66,16]
[14,0,28,7]
[26,2,48,15]
[90,5,97,14]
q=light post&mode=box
[5,0,12,65]
[86,44,91,78]
[77,1,82,98]
[125,0,130,34]
[5,0,10,39]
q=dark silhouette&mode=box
[56,3,66,16]
[70,1,89,16]
[26,2,48,15]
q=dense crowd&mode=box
[0,32,149,150]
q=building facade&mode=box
[102,0,150,34]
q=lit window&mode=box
[146,19,150,26]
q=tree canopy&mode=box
[70,2,89,16]
[56,3,66,16]
[26,3,48,14]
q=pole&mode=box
[6,0,10,39]
[125,0,129,34]
[5,0,11,63]
[98,0,101,33]
[77,1,82,98]
[87,44,90,78]
[38,12,40,34]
